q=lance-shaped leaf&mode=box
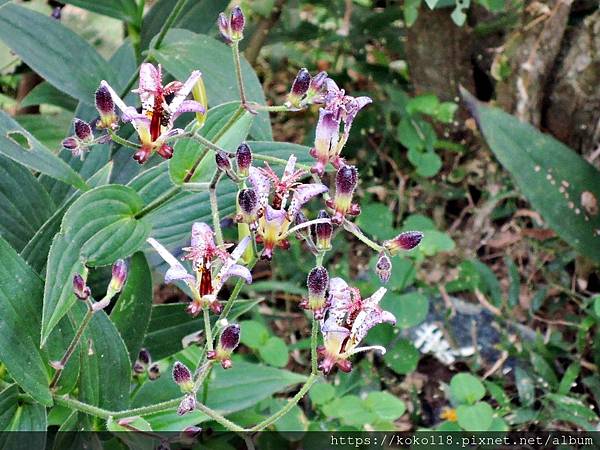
[0,238,52,406]
[462,88,600,264]
[62,0,140,25]
[41,185,151,345]
[0,111,88,191]
[0,4,117,103]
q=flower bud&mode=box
[375,253,392,284]
[172,361,194,393]
[328,165,360,224]
[230,6,245,40]
[215,151,231,172]
[177,394,197,416]
[306,71,328,103]
[108,259,128,294]
[95,83,117,129]
[73,119,92,142]
[236,143,252,177]
[72,274,91,300]
[293,211,310,240]
[236,188,259,225]
[383,231,424,255]
[302,266,329,318]
[148,363,161,380]
[315,210,333,251]
[62,137,78,150]
[180,426,202,447]
[287,68,311,107]
[192,76,208,127]
[217,12,232,44]
[208,324,240,369]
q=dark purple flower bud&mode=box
[217,12,232,44]
[306,71,328,103]
[72,274,91,300]
[138,348,151,365]
[215,151,231,172]
[95,84,114,115]
[336,165,358,195]
[51,6,62,20]
[180,426,202,446]
[328,165,360,224]
[172,361,193,392]
[230,6,245,39]
[383,231,424,255]
[236,143,252,177]
[62,137,78,150]
[287,68,311,107]
[148,363,161,380]
[375,253,392,284]
[177,394,197,416]
[293,210,310,240]
[315,210,333,251]
[109,259,127,294]
[133,361,145,374]
[219,324,241,352]
[236,188,259,225]
[73,118,92,142]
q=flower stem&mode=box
[248,103,296,112]
[195,402,245,432]
[232,41,247,106]
[311,317,319,375]
[190,133,232,156]
[153,0,189,51]
[203,307,214,353]
[108,130,141,149]
[342,219,384,252]
[209,171,224,247]
[49,300,95,390]
[253,154,311,170]
[249,374,319,432]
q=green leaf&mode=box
[383,339,419,374]
[356,203,395,240]
[169,102,253,184]
[269,398,307,439]
[20,82,78,111]
[515,366,535,407]
[41,185,151,344]
[364,391,406,421]
[240,320,270,349]
[406,94,440,115]
[309,383,335,406]
[259,336,289,368]
[450,373,486,405]
[142,300,258,360]
[2,401,47,449]
[321,395,377,427]
[558,362,580,395]
[152,29,271,140]
[15,113,72,151]
[74,302,132,411]
[462,88,600,263]
[0,155,54,251]
[381,292,429,329]
[110,252,153,361]
[140,0,228,50]
[21,161,113,273]
[456,402,493,431]
[530,353,558,389]
[0,237,52,406]
[62,0,140,24]
[0,385,18,430]
[0,110,87,191]
[0,4,117,104]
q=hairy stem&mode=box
[153,0,189,51]
[249,374,319,432]
[232,41,248,106]
[209,171,224,247]
[342,219,384,252]
[203,307,214,353]
[49,301,94,390]
[311,318,319,375]
[108,130,141,149]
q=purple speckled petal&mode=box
[288,183,328,219]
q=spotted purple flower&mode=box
[207,323,241,369]
[147,223,252,315]
[326,165,361,224]
[100,63,205,163]
[318,278,395,374]
[300,266,329,318]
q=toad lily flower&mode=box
[100,63,205,164]
[318,278,395,374]
[309,79,371,175]
[147,223,252,315]
[249,155,328,260]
